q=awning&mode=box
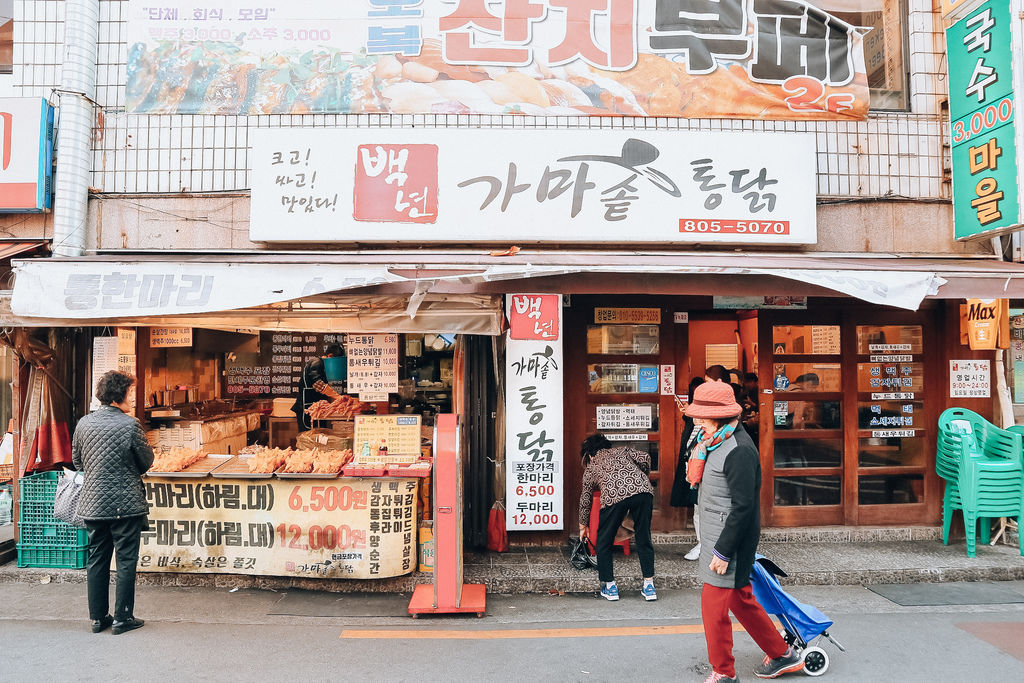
[7,250,1024,319]
[0,291,504,334]
[0,239,49,261]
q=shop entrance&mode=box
[759,309,941,526]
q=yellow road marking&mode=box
[340,623,750,640]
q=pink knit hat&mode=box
[685,381,742,419]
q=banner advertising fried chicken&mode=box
[125,0,868,119]
[139,477,417,579]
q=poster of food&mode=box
[125,0,868,119]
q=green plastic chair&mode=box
[937,408,1024,556]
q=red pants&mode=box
[701,583,788,678]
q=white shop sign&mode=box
[950,360,991,398]
[0,97,53,212]
[506,294,564,531]
[596,405,653,431]
[250,129,817,245]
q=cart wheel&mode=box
[801,647,829,676]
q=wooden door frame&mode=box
[759,304,942,527]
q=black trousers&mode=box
[596,492,655,583]
[85,515,146,621]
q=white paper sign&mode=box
[347,334,399,398]
[150,327,193,347]
[596,405,653,430]
[674,312,689,324]
[660,365,676,396]
[251,129,817,245]
[90,337,120,411]
[872,430,916,438]
[506,295,563,531]
[604,433,650,441]
[950,360,991,398]
[870,355,914,363]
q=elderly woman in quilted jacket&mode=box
[72,370,154,635]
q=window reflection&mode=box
[774,476,841,506]
[774,438,843,469]
[587,325,659,355]
[859,475,924,504]
[858,436,925,468]
[774,400,841,430]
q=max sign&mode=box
[0,98,54,212]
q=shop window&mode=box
[773,400,841,430]
[586,325,659,355]
[0,0,10,74]
[774,476,842,506]
[772,362,841,392]
[774,438,843,468]
[855,325,923,355]
[829,0,909,110]
[858,474,924,504]
[587,363,659,394]
[772,325,840,355]
[858,435,925,468]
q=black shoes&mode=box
[91,615,113,633]
[111,617,145,635]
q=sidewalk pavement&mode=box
[1,526,1022,594]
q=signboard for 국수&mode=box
[250,129,818,245]
[139,477,417,579]
[506,294,563,531]
[945,0,1024,240]
[124,0,868,120]
[0,98,54,212]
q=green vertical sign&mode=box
[946,0,1021,240]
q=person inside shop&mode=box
[292,343,344,431]
[578,433,657,602]
[684,381,805,683]
[671,376,705,561]
[72,369,154,636]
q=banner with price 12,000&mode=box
[139,477,417,579]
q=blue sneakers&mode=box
[641,583,657,601]
[600,583,620,601]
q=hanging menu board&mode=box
[347,334,399,401]
[91,337,120,411]
[223,332,345,398]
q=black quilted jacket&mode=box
[71,405,155,520]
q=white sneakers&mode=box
[684,543,702,561]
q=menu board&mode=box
[347,334,399,400]
[811,326,841,354]
[224,332,345,398]
[91,337,120,411]
[354,415,422,461]
[596,405,653,430]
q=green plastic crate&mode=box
[18,521,88,547]
[17,471,61,505]
[18,500,57,525]
[17,544,88,569]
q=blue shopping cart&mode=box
[749,555,846,676]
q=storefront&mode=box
[2,267,503,574]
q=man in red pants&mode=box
[685,382,804,682]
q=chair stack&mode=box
[937,408,1024,558]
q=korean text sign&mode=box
[945,0,1022,240]
[125,0,867,120]
[347,334,400,399]
[950,359,991,398]
[506,294,563,531]
[139,477,418,579]
[251,128,817,245]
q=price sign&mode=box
[354,415,422,459]
[139,477,417,579]
[506,294,563,531]
[347,334,399,399]
[150,327,193,347]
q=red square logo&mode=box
[509,294,560,341]
[353,144,438,223]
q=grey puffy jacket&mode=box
[72,405,155,520]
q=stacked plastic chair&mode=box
[937,408,1024,558]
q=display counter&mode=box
[140,473,418,579]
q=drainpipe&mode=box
[52,0,99,257]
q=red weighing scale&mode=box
[408,413,487,617]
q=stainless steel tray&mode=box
[274,467,341,479]
[146,455,231,478]
[209,455,275,479]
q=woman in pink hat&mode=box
[685,381,803,683]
